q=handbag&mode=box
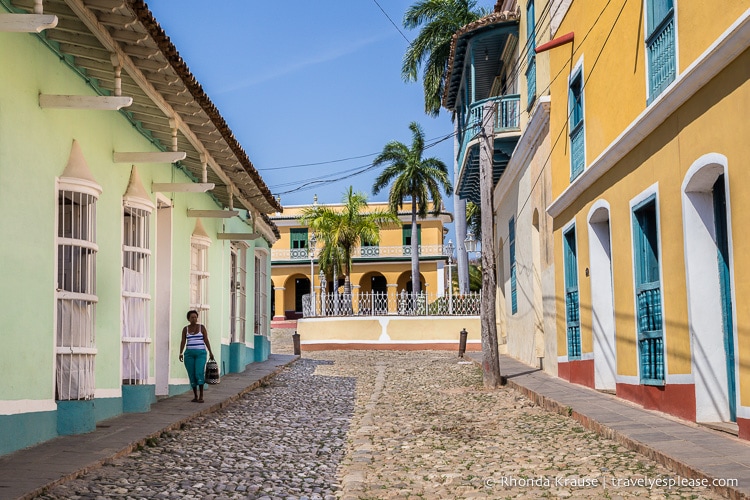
[205,358,220,384]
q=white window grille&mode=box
[122,204,151,385]
[230,244,247,343]
[190,237,210,325]
[56,187,98,401]
[255,251,269,336]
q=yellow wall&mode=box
[549,1,750,388]
[298,316,481,345]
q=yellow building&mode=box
[546,1,749,435]
[270,200,453,321]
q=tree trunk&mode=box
[453,120,470,294]
[411,197,420,305]
[479,102,502,388]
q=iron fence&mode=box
[302,290,481,317]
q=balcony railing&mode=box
[272,244,446,261]
[460,94,521,145]
[302,290,481,317]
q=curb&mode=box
[466,355,744,500]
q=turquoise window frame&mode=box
[509,217,517,315]
[632,196,665,385]
[645,0,675,104]
[402,224,422,246]
[563,226,581,359]
[568,69,585,180]
[290,228,308,250]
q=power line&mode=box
[371,0,412,46]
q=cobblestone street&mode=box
[36,330,725,499]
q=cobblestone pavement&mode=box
[35,330,724,499]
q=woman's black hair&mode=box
[186,310,199,320]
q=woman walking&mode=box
[178,310,215,402]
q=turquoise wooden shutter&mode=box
[569,71,585,179]
[510,217,517,314]
[713,175,736,421]
[646,0,675,103]
[564,227,581,359]
[290,228,308,249]
[633,199,664,384]
[525,0,536,107]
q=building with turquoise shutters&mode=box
[546,0,750,437]
[0,0,280,455]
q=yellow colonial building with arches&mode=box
[269,201,453,322]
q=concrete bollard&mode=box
[458,328,468,358]
[292,331,301,356]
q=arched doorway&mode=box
[588,201,616,391]
[683,154,737,423]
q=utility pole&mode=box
[479,101,502,388]
[453,121,470,294]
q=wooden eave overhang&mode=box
[442,9,519,111]
[8,0,282,219]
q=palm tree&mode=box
[402,0,488,295]
[373,121,453,299]
[300,187,399,298]
[401,0,489,117]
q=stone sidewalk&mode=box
[0,354,297,500]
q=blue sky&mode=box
[146,1,494,213]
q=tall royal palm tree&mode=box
[301,187,399,297]
[402,0,488,295]
[401,0,489,117]
[373,121,453,298]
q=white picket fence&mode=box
[302,290,481,317]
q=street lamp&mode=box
[319,269,326,317]
[445,240,454,314]
[464,230,478,254]
[309,232,317,316]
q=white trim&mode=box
[665,373,694,385]
[587,200,617,391]
[58,176,102,198]
[550,0,573,38]
[580,352,594,361]
[123,196,155,213]
[94,388,122,399]
[0,399,57,415]
[681,154,738,422]
[736,405,750,420]
[628,183,668,382]
[548,10,750,218]
[616,374,641,385]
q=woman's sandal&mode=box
[191,398,199,402]
[198,399,204,403]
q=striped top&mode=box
[185,327,206,350]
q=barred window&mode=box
[122,205,151,385]
[255,251,269,336]
[57,187,98,401]
[230,244,247,343]
[190,237,210,325]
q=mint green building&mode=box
[0,0,281,455]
